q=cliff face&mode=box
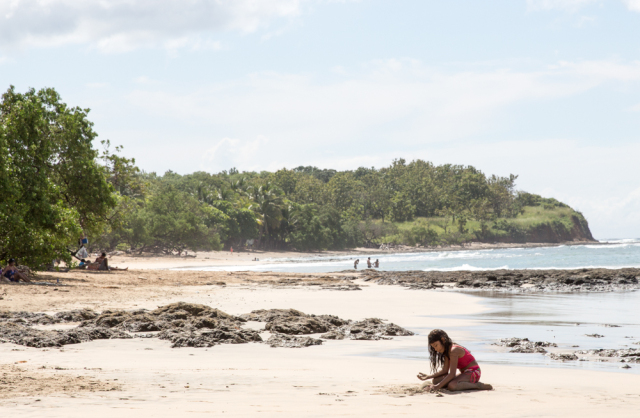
[526,215,595,243]
[492,214,596,244]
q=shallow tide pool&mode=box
[366,289,640,374]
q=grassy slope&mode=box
[378,205,591,246]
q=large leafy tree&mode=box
[127,184,222,254]
[0,86,116,267]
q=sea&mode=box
[181,238,640,274]
[177,239,640,374]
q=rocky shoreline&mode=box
[360,268,640,292]
[0,303,413,349]
[494,337,640,366]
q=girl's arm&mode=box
[418,357,450,380]
[433,349,461,390]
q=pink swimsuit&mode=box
[453,345,481,383]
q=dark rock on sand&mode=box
[321,318,414,341]
[240,309,306,322]
[241,309,349,335]
[158,326,262,348]
[241,309,413,342]
[493,337,557,353]
[84,302,246,333]
[0,302,254,349]
[0,322,131,348]
[363,267,640,292]
[54,309,99,323]
[266,316,332,335]
[548,353,579,361]
[0,309,99,326]
[266,333,323,348]
[585,333,605,338]
[1,303,414,350]
[575,348,640,363]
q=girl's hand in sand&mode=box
[420,383,441,393]
[417,373,429,381]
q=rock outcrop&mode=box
[493,337,557,353]
[1,303,414,349]
[364,268,640,292]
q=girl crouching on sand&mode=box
[417,329,493,392]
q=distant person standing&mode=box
[367,257,372,268]
[354,259,359,269]
[374,259,379,268]
[230,246,234,253]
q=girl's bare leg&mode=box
[446,372,492,391]
[15,271,31,283]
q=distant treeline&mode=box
[0,87,591,268]
[93,158,588,254]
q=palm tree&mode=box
[247,182,285,248]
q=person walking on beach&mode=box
[417,329,492,392]
[354,259,359,269]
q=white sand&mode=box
[2,278,639,417]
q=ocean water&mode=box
[179,238,640,273]
[367,290,640,374]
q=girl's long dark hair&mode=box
[428,329,455,373]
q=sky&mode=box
[1,0,640,239]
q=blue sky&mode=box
[1,0,640,238]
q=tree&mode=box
[0,86,116,267]
[488,174,518,217]
[247,182,285,247]
[132,184,222,254]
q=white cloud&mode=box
[201,136,270,172]
[622,0,640,11]
[126,59,639,152]
[0,0,302,53]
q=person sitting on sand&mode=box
[95,252,109,270]
[367,257,372,268]
[77,259,89,269]
[374,259,379,268]
[90,253,128,271]
[417,329,492,392]
[354,259,359,269]
[2,259,31,283]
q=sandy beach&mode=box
[1,262,640,417]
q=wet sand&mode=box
[1,267,640,417]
